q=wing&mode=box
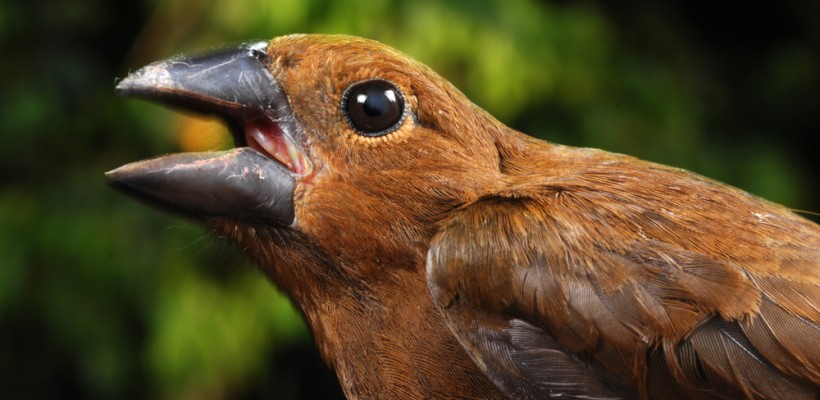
[427,168,820,399]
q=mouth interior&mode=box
[241,115,312,176]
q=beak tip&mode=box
[113,77,133,95]
[104,166,125,183]
[104,163,145,193]
[114,62,178,97]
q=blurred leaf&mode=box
[148,269,304,397]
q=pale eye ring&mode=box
[341,79,406,137]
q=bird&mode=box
[107,34,819,399]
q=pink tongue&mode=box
[244,118,294,171]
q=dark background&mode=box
[1,0,818,398]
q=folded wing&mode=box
[427,170,819,399]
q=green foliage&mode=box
[0,0,816,398]
[148,270,304,397]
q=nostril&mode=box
[251,48,271,65]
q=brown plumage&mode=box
[108,34,819,399]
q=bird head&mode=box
[108,34,508,305]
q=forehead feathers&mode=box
[265,34,495,146]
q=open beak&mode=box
[106,42,310,226]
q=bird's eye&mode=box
[342,79,406,137]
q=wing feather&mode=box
[427,179,819,399]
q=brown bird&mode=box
[107,35,819,399]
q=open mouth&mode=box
[106,42,308,224]
[113,40,315,179]
[242,115,313,177]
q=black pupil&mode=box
[345,80,404,136]
[362,93,389,117]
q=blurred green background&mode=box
[1,0,818,398]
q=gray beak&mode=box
[106,42,295,225]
